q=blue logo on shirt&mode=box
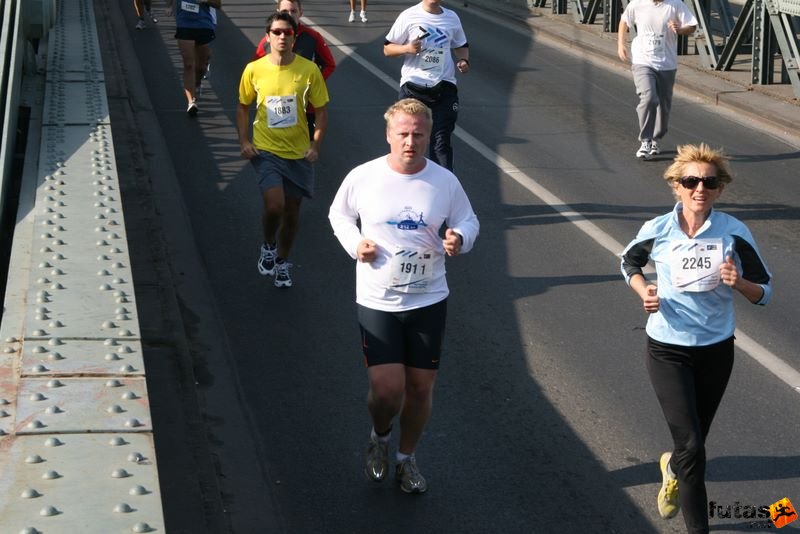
[388,209,427,230]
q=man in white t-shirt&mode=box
[328,98,479,494]
[618,0,697,159]
[384,0,470,171]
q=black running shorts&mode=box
[357,299,447,370]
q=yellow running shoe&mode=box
[658,452,680,519]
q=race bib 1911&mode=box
[387,247,434,293]
[669,238,723,292]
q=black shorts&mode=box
[358,299,447,370]
[175,27,216,46]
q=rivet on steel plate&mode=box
[129,485,149,496]
[102,321,117,329]
[106,379,123,388]
[47,380,64,388]
[113,278,125,284]
[125,418,143,428]
[118,346,134,354]
[30,393,47,402]
[27,420,46,429]
[44,437,63,447]
[120,365,136,373]
[98,269,111,276]
[98,254,111,261]
[41,470,61,480]
[112,468,131,478]
[119,329,134,336]
[97,240,110,247]
[0,398,9,405]
[110,437,129,447]
[100,283,113,291]
[19,528,42,534]
[25,455,44,464]
[32,364,49,372]
[121,391,139,400]
[50,283,65,290]
[39,505,60,516]
[45,406,63,415]
[0,410,9,417]
[132,522,154,533]
[107,405,125,414]
[114,503,134,513]
[128,452,145,463]
[48,320,64,328]
[32,346,48,354]
[105,353,122,361]
[48,338,64,346]
[105,338,119,346]
[21,488,42,498]
[32,330,47,336]
[47,352,64,361]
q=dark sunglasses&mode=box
[678,176,720,190]
[269,28,295,37]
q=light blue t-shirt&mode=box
[621,203,772,347]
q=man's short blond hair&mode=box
[384,98,432,129]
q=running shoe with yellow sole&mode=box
[658,452,680,519]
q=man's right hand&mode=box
[617,45,629,63]
[240,141,257,160]
[357,240,378,263]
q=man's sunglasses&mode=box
[269,28,295,37]
[678,176,720,190]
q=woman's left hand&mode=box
[720,256,739,288]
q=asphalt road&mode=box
[97,0,800,532]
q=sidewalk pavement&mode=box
[462,0,800,140]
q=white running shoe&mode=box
[649,140,661,156]
[348,10,355,22]
[273,260,293,288]
[636,141,651,159]
[187,100,198,117]
[360,11,368,22]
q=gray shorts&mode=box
[251,150,314,199]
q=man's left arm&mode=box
[305,106,327,162]
[453,44,470,74]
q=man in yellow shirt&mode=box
[237,11,329,287]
